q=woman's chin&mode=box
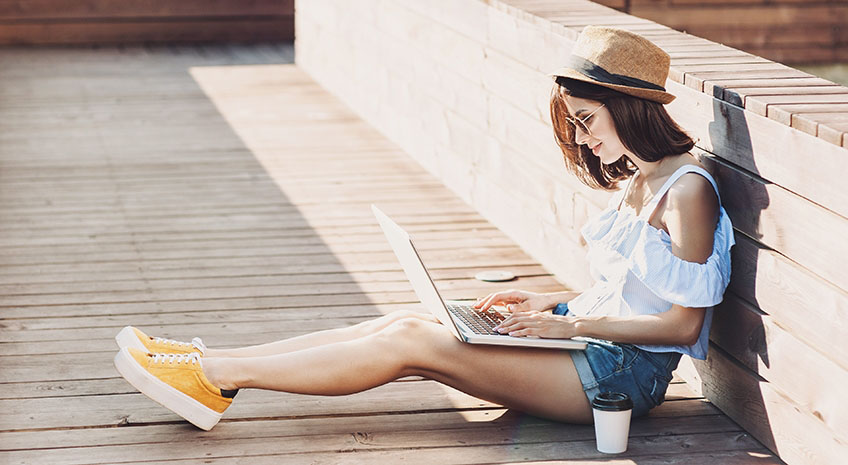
[598,154,623,165]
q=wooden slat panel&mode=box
[679,348,848,465]
[666,80,848,219]
[702,154,848,293]
[710,294,848,442]
[723,233,848,371]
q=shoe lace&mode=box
[151,336,206,354]
[152,336,193,348]
[151,352,201,366]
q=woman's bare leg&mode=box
[204,310,436,358]
[202,317,594,423]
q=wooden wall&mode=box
[295,1,848,464]
[0,0,294,45]
[593,0,848,64]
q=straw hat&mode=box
[549,26,675,104]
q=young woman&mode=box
[113,26,734,431]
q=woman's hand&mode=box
[473,290,555,313]
[494,311,578,339]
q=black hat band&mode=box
[562,55,667,92]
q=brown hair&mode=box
[550,77,695,190]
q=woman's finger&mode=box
[507,327,537,337]
[476,290,521,310]
[496,316,532,333]
[473,293,496,308]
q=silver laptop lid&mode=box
[371,205,463,340]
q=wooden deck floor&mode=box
[0,44,782,464]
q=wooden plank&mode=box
[0,291,484,321]
[0,262,539,295]
[760,103,848,127]
[97,449,781,465]
[818,121,848,147]
[745,94,848,119]
[789,112,848,137]
[742,46,838,65]
[0,0,294,19]
[0,274,558,309]
[0,302,425,333]
[703,77,843,98]
[0,223,495,253]
[681,68,813,92]
[629,4,848,27]
[0,19,294,45]
[719,85,848,109]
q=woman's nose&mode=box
[574,126,591,145]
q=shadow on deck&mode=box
[0,44,780,464]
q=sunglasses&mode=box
[564,104,605,137]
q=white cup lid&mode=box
[474,270,516,282]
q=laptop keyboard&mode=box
[446,303,507,335]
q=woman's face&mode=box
[564,95,629,165]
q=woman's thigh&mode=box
[389,318,594,424]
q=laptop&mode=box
[372,205,587,350]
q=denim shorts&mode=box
[554,303,682,418]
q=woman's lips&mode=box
[592,143,602,155]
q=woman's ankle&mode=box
[201,357,241,391]
[203,347,229,358]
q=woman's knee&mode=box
[373,318,459,374]
[377,317,432,342]
[357,310,432,335]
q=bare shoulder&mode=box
[666,172,718,216]
[663,172,719,263]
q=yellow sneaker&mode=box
[115,326,206,355]
[114,347,237,430]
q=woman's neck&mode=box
[629,152,692,183]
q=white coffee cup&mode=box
[591,392,633,454]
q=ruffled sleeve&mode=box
[627,207,735,308]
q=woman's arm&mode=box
[573,307,704,346]
[475,289,581,313]
[495,306,704,346]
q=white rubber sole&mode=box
[115,326,147,352]
[113,348,222,431]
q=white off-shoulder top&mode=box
[566,164,735,360]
